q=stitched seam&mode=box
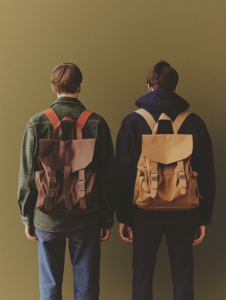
[73,227,95,244]
[34,221,98,232]
[36,230,57,240]
[29,120,99,126]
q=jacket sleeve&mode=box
[115,117,137,227]
[95,118,115,229]
[196,121,216,225]
[18,122,38,226]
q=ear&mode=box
[77,82,82,93]
[51,84,57,94]
[173,85,178,93]
[148,84,154,92]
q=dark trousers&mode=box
[132,207,197,300]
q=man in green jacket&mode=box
[18,63,115,300]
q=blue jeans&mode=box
[35,224,101,300]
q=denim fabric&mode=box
[35,224,101,300]
[132,207,196,300]
[18,96,115,230]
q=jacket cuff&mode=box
[21,216,33,226]
[100,220,114,229]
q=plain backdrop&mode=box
[0,0,225,299]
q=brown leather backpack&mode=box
[35,108,101,215]
[133,109,202,210]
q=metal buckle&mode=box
[150,173,158,181]
[178,171,186,180]
[48,177,56,183]
[78,178,85,191]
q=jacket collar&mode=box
[50,96,86,109]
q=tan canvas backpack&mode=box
[35,108,101,215]
[133,109,202,210]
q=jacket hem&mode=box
[34,220,98,233]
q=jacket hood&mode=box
[135,88,190,120]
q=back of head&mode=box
[51,63,83,94]
[147,61,179,91]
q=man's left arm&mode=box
[18,122,38,230]
[196,123,216,226]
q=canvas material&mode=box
[133,109,202,210]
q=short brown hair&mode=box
[147,61,179,90]
[51,63,83,94]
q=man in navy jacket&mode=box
[115,61,215,300]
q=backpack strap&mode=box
[43,108,62,132]
[77,110,94,130]
[177,160,187,195]
[135,109,156,132]
[43,108,94,132]
[174,110,192,133]
[76,110,94,209]
[150,161,158,198]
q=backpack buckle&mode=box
[178,171,186,180]
[48,177,56,192]
[150,173,158,181]
[78,178,86,191]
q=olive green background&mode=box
[0,0,225,299]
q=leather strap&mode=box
[45,167,56,210]
[52,116,82,139]
[43,108,62,132]
[77,110,94,130]
[78,169,86,209]
[177,160,187,195]
[174,110,192,133]
[64,166,73,211]
[150,161,158,198]
[135,109,156,132]
[152,113,177,134]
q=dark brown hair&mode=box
[147,60,179,90]
[51,63,83,94]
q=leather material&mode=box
[39,139,95,173]
[77,110,94,130]
[43,108,62,132]
[133,109,200,211]
[35,109,100,215]
[52,116,82,140]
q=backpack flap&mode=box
[39,139,96,173]
[142,134,193,164]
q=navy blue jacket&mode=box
[115,88,215,226]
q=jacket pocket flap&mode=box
[39,139,96,172]
[142,134,193,164]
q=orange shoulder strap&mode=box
[43,108,94,131]
[43,108,62,131]
[77,110,94,130]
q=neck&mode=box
[57,92,78,98]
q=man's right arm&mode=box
[115,117,137,228]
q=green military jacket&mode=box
[18,97,115,232]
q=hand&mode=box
[193,225,205,246]
[99,228,111,243]
[119,223,133,242]
[25,224,38,241]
